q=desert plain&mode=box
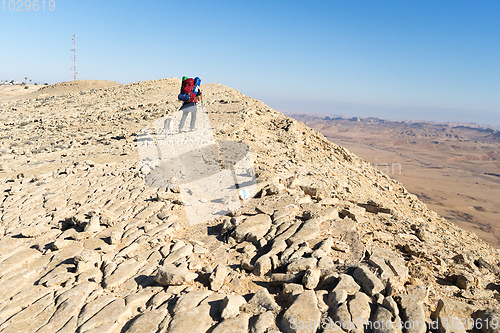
[287,114,500,249]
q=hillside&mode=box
[286,113,500,249]
[0,79,499,333]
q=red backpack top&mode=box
[179,78,198,103]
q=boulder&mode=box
[372,305,402,333]
[282,283,304,303]
[287,219,321,245]
[333,274,361,295]
[353,266,385,296]
[287,258,318,274]
[397,286,427,333]
[368,247,409,285]
[209,264,229,291]
[473,309,500,333]
[437,316,467,333]
[269,273,304,286]
[211,313,250,333]
[348,291,371,333]
[251,311,277,333]
[282,290,321,333]
[433,298,477,320]
[254,255,272,276]
[302,268,321,290]
[233,214,272,244]
[154,265,198,286]
[221,295,246,320]
[242,288,280,315]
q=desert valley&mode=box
[286,114,500,249]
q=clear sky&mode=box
[1,0,499,125]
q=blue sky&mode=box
[1,0,499,125]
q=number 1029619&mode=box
[2,0,55,11]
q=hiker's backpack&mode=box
[178,77,201,103]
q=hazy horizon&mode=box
[267,99,500,129]
[2,78,499,129]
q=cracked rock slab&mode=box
[154,265,198,286]
[353,265,385,296]
[281,290,321,333]
[233,214,272,244]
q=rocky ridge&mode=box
[0,78,499,333]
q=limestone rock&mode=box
[272,205,299,222]
[125,309,170,333]
[221,295,246,320]
[372,305,402,333]
[74,249,101,274]
[328,288,348,307]
[437,316,467,333]
[282,283,304,303]
[154,265,198,286]
[269,273,304,286]
[163,243,193,265]
[78,298,132,332]
[383,296,399,318]
[302,268,321,290]
[38,264,74,287]
[20,226,46,238]
[398,286,427,333]
[256,205,275,216]
[332,302,351,329]
[254,255,272,276]
[473,309,500,333]
[333,273,360,295]
[211,313,250,333]
[251,311,277,333]
[287,257,317,274]
[103,258,143,289]
[233,214,272,245]
[353,266,385,296]
[348,291,372,333]
[368,246,409,285]
[287,218,320,245]
[315,290,329,313]
[242,288,280,315]
[433,298,477,320]
[167,303,214,333]
[282,290,321,333]
[171,290,212,315]
[209,264,229,291]
[84,214,101,233]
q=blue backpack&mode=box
[178,77,201,103]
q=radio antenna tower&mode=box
[71,34,77,80]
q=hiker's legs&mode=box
[178,110,189,132]
[189,106,197,130]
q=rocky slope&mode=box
[0,78,499,333]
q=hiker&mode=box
[178,77,202,132]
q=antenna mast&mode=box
[72,34,77,80]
